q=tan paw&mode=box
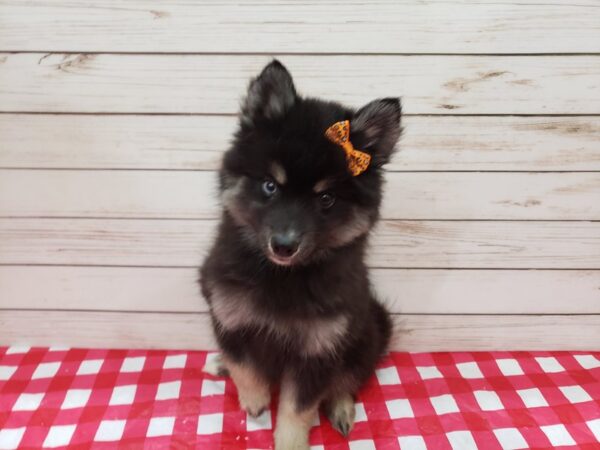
[274,427,311,450]
[239,389,271,418]
[327,394,356,437]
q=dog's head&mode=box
[220,60,401,266]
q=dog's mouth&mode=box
[266,242,300,267]
[267,253,295,266]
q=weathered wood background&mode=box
[0,0,598,350]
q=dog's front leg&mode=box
[274,373,320,450]
[224,355,271,417]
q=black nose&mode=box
[270,233,300,258]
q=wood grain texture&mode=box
[2,218,599,269]
[1,1,599,54]
[2,170,598,220]
[2,114,599,171]
[1,310,598,351]
[1,266,598,314]
[1,54,599,114]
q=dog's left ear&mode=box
[241,60,297,125]
[351,98,402,166]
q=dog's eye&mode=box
[318,192,336,209]
[262,179,278,197]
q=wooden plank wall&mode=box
[0,0,599,351]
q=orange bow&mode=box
[324,120,371,176]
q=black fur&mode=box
[200,60,400,419]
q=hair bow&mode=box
[324,120,371,176]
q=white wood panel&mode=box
[1,266,598,314]
[1,1,599,54]
[0,266,203,312]
[1,310,598,351]
[2,54,599,114]
[2,218,598,269]
[2,115,599,171]
[1,171,598,220]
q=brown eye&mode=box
[319,192,336,209]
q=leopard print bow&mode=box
[324,120,371,176]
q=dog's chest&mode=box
[209,283,348,357]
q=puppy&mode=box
[200,60,401,450]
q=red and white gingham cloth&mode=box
[0,347,599,449]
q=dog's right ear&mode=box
[241,60,297,125]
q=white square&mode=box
[156,381,181,401]
[456,362,484,379]
[575,354,600,370]
[310,447,325,450]
[493,428,528,450]
[540,424,576,446]
[197,413,223,435]
[0,366,17,381]
[474,390,504,411]
[446,431,477,450]
[32,362,60,380]
[200,379,225,397]
[375,367,400,385]
[120,356,146,373]
[109,385,137,405]
[94,419,126,442]
[147,417,175,437]
[77,359,103,375]
[416,366,443,380]
[430,394,460,415]
[48,346,69,352]
[13,393,44,411]
[42,424,76,448]
[202,353,223,375]
[61,389,92,409]
[247,410,272,431]
[587,418,600,441]
[559,385,592,404]
[5,346,30,355]
[385,398,414,419]
[0,427,26,450]
[354,402,367,423]
[164,354,187,369]
[516,388,548,408]
[398,435,427,450]
[535,357,565,373]
[496,359,524,376]
[348,440,376,450]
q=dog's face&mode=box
[220,60,401,266]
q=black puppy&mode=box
[200,60,401,449]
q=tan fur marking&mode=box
[313,178,332,193]
[274,375,319,450]
[220,176,250,226]
[329,208,372,247]
[210,284,349,357]
[270,162,287,185]
[223,356,271,417]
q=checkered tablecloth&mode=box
[0,347,599,449]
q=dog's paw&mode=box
[202,353,229,377]
[274,428,311,450]
[239,389,271,418]
[327,394,356,437]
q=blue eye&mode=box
[262,180,278,197]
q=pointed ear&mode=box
[241,60,297,125]
[351,98,402,166]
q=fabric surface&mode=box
[0,347,599,449]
